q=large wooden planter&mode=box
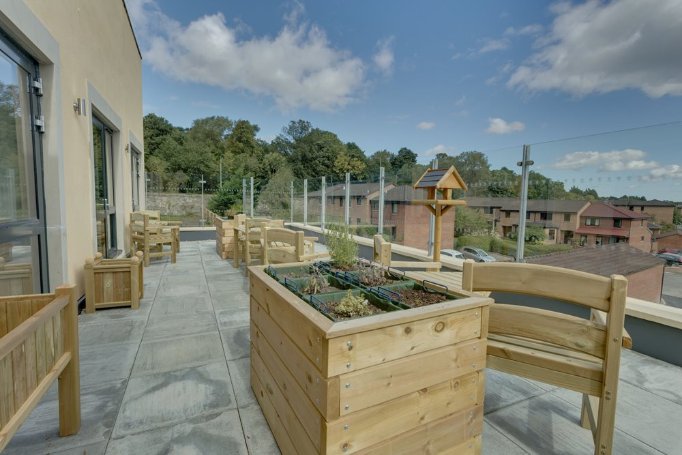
[215,214,245,260]
[249,265,491,454]
[84,252,143,313]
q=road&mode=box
[661,266,682,309]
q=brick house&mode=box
[657,229,682,252]
[308,182,395,225]
[370,186,455,251]
[528,244,666,303]
[463,197,589,245]
[609,198,676,225]
[576,202,652,252]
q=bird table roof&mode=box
[413,166,468,191]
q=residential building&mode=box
[528,244,666,302]
[308,182,395,225]
[576,202,651,252]
[0,1,143,298]
[609,198,676,225]
[657,229,682,252]
[463,197,590,245]
[371,185,455,251]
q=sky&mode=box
[125,0,682,200]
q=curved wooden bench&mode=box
[462,260,630,455]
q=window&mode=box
[548,229,555,241]
[540,212,552,221]
[339,197,343,207]
[392,202,399,214]
[356,196,362,206]
[526,212,531,220]
[0,35,48,295]
[505,211,510,218]
[595,236,603,246]
[564,213,571,222]
[580,235,587,246]
[640,220,644,227]
[483,207,492,214]
[613,218,622,228]
[356,217,361,225]
[641,236,645,241]
[370,201,378,210]
[585,217,600,226]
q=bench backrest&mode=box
[462,260,627,359]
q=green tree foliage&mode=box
[455,206,490,236]
[487,167,518,197]
[673,207,681,225]
[391,147,417,170]
[208,174,243,215]
[289,129,346,180]
[257,166,294,219]
[367,150,394,178]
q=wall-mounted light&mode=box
[73,98,86,116]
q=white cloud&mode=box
[552,149,659,171]
[423,144,454,157]
[479,38,509,53]
[508,0,682,97]
[417,121,435,130]
[486,117,525,134]
[643,164,682,181]
[504,24,543,36]
[126,0,365,111]
[373,37,395,75]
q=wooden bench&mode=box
[462,260,631,455]
[84,252,144,313]
[0,259,32,296]
[0,284,80,451]
[262,227,328,265]
[130,212,179,266]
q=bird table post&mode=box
[412,166,469,269]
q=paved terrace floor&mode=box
[5,240,682,454]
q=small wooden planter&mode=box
[249,264,491,454]
[84,252,143,313]
[0,259,32,296]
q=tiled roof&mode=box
[659,229,682,239]
[463,197,589,213]
[527,243,665,277]
[609,198,676,207]
[309,182,394,198]
[575,226,630,237]
[581,202,649,219]
[384,185,427,202]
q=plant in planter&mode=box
[302,268,330,294]
[324,223,358,271]
[396,288,448,308]
[334,290,373,317]
[357,264,391,286]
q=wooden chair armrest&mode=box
[591,310,632,349]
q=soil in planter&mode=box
[396,289,448,308]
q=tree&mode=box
[143,113,178,159]
[367,150,394,178]
[452,151,491,196]
[289,129,346,180]
[455,206,490,236]
[527,171,567,200]
[208,174,243,215]
[674,206,681,225]
[390,147,417,170]
[487,167,518,197]
[257,166,295,219]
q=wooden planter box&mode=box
[84,252,143,313]
[215,215,245,260]
[249,265,491,454]
[0,259,32,296]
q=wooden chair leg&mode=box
[171,241,177,264]
[580,393,596,430]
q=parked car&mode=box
[461,246,496,262]
[656,252,682,266]
[440,249,465,260]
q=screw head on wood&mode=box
[344,404,350,410]
[346,362,351,369]
[345,383,351,389]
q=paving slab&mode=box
[133,331,224,376]
[217,308,250,330]
[228,357,257,409]
[106,410,248,455]
[483,369,547,414]
[113,361,236,438]
[620,348,682,406]
[142,309,217,341]
[79,318,146,346]
[80,341,139,386]
[239,404,281,455]
[149,293,213,317]
[482,421,529,455]
[221,326,250,360]
[488,389,665,454]
[4,380,127,454]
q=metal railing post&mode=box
[516,144,533,263]
[290,181,294,223]
[427,159,438,256]
[250,176,254,217]
[344,172,351,225]
[242,178,246,214]
[303,179,308,226]
[321,176,326,231]
[378,167,385,235]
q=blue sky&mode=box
[127,0,682,200]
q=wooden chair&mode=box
[138,210,182,253]
[461,260,631,455]
[261,227,329,265]
[234,218,285,267]
[129,213,179,266]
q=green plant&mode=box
[357,265,388,286]
[302,269,329,294]
[335,290,372,317]
[325,223,358,270]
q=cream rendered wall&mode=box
[1,0,143,296]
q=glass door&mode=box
[92,117,117,258]
[0,35,47,296]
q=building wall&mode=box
[626,266,664,303]
[2,0,143,295]
[396,204,455,251]
[626,219,653,252]
[617,204,674,225]
[658,233,682,252]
